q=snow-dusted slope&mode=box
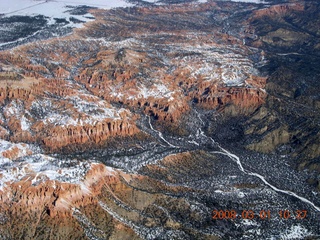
[0,1,319,239]
[0,139,89,190]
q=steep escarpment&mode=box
[0,163,142,239]
[191,86,266,114]
[0,67,139,151]
[2,1,320,239]
[0,1,268,150]
[0,152,223,240]
[248,2,320,54]
[41,120,139,151]
[242,1,320,176]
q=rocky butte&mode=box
[0,0,319,239]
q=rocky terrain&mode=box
[0,0,319,239]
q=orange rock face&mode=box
[0,150,223,239]
[42,120,139,151]
[0,0,268,151]
[6,0,318,238]
[0,2,268,236]
[0,71,139,150]
[0,162,141,239]
[252,2,304,19]
[191,86,266,112]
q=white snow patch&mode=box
[280,225,312,240]
[175,49,257,87]
[0,140,13,153]
[0,139,33,161]
[137,84,173,100]
[237,191,245,198]
[68,96,124,124]
[80,182,91,195]
[20,116,31,131]
[241,219,260,226]
[4,100,24,117]
[36,95,127,127]
[45,113,78,126]
[105,166,116,176]
[0,146,102,191]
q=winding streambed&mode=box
[194,111,320,212]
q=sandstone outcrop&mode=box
[0,1,319,239]
[252,3,304,19]
[190,86,266,113]
[0,155,219,240]
[0,163,142,239]
[0,66,139,150]
[0,0,269,149]
[41,120,139,151]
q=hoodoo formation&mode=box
[0,2,268,149]
[0,0,320,239]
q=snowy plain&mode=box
[0,0,134,31]
[0,0,132,16]
[0,0,269,17]
[0,0,269,33]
